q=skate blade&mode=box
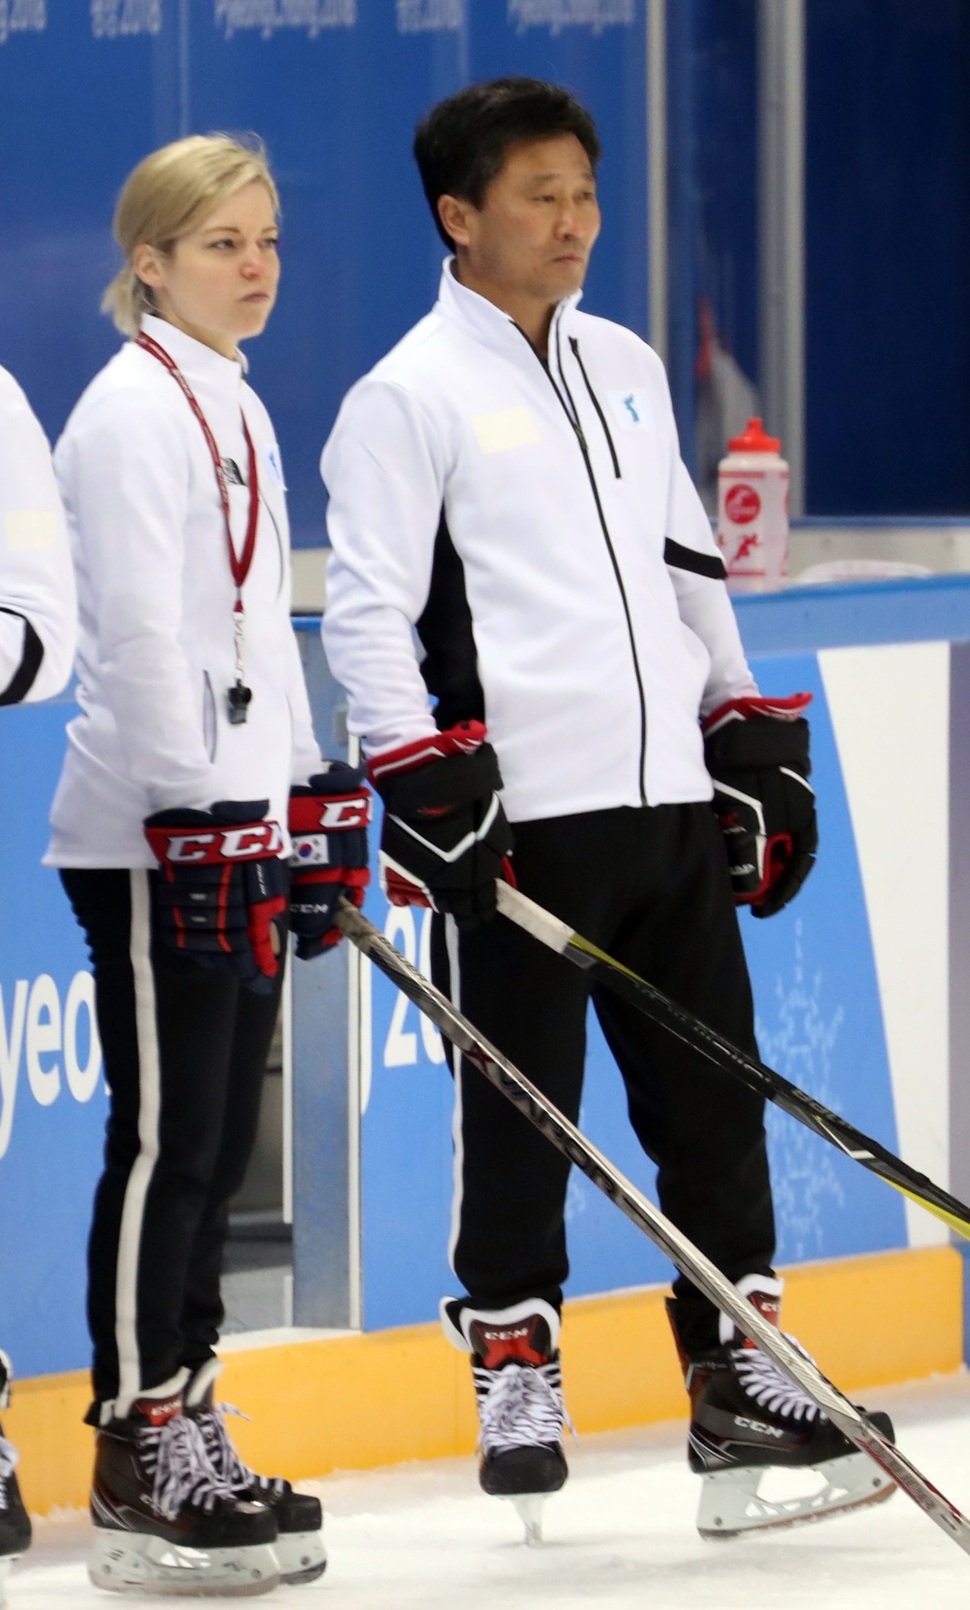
[88,1530,280,1596]
[510,1495,546,1545]
[273,1527,327,1584]
[697,1450,896,1540]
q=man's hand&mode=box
[144,800,288,992]
[288,762,371,959]
[702,694,817,919]
[369,720,513,927]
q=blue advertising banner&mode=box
[0,2,647,549]
[0,696,106,1379]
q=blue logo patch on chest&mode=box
[606,389,656,432]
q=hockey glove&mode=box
[368,720,514,927]
[144,801,289,993]
[288,762,371,960]
[702,693,817,919]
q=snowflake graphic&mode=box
[755,919,846,1261]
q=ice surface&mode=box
[14,1373,970,1608]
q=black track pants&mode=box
[431,802,775,1357]
[61,868,283,1416]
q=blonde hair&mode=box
[102,134,280,336]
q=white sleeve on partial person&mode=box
[0,372,77,704]
[320,379,448,756]
[55,388,216,813]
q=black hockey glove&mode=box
[368,720,514,927]
[144,801,289,993]
[288,762,372,960]
[702,693,817,919]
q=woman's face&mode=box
[135,180,280,357]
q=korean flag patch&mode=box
[607,390,656,432]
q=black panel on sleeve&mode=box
[0,609,43,704]
[416,511,486,732]
[663,538,727,581]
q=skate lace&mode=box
[144,1413,237,1521]
[195,1402,286,1500]
[731,1338,824,1423]
[0,1434,18,1509]
[474,1362,572,1459]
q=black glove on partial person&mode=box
[702,693,817,919]
[368,720,514,927]
[288,761,371,960]
[144,800,289,993]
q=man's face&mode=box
[447,134,601,310]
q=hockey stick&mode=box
[336,897,970,1558]
[495,881,970,1242]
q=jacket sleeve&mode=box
[320,378,448,755]
[0,375,77,704]
[55,387,217,813]
[656,373,759,714]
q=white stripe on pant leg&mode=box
[445,914,465,1274]
[113,870,164,1415]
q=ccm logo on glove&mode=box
[147,821,284,864]
[144,800,289,993]
[702,693,817,919]
[288,762,371,959]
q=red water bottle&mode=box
[716,418,789,592]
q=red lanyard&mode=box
[135,331,260,618]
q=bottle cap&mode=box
[727,417,781,453]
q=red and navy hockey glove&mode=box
[288,762,371,960]
[368,720,514,928]
[702,693,817,919]
[144,801,288,993]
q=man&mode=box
[0,361,78,1597]
[320,77,889,1539]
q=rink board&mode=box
[7,1245,963,1518]
[4,581,970,1516]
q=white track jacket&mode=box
[0,367,76,704]
[46,316,321,869]
[322,264,758,823]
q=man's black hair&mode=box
[413,77,601,250]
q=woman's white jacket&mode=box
[46,316,321,869]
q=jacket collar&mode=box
[434,258,582,357]
[136,315,248,388]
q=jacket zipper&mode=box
[513,315,648,806]
[569,337,621,479]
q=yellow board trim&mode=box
[11,1245,962,1517]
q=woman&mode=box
[46,135,368,1597]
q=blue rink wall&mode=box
[4,576,967,1379]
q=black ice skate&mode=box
[88,1388,280,1596]
[185,1360,326,1585]
[444,1297,568,1544]
[669,1275,896,1539]
[0,1351,31,1609]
